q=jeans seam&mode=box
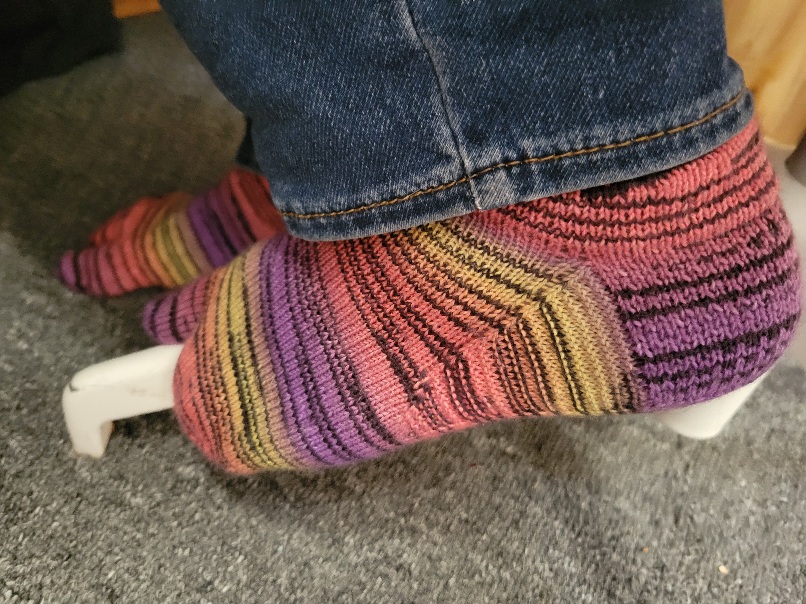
[400,0,482,210]
[280,88,747,221]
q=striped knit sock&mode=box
[58,168,285,296]
[151,120,798,473]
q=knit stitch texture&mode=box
[145,120,799,473]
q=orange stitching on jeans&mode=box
[280,89,747,220]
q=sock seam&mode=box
[400,0,482,210]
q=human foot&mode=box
[58,168,285,296]
[150,121,799,473]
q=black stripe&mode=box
[571,131,761,209]
[494,330,535,416]
[639,328,794,385]
[535,143,765,228]
[189,299,229,466]
[224,263,274,468]
[392,228,562,413]
[408,226,566,412]
[500,174,777,244]
[634,314,799,366]
[283,239,354,463]
[360,235,490,423]
[533,147,763,228]
[168,294,182,343]
[618,264,798,322]
[353,236,475,424]
[261,238,332,465]
[230,190,258,243]
[538,300,587,414]
[206,201,239,258]
[302,239,400,453]
[245,244,292,467]
[612,235,793,298]
[335,239,443,429]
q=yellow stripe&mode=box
[224,255,285,468]
[144,205,180,287]
[213,260,264,470]
[419,223,633,416]
[164,211,201,282]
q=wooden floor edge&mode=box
[113,0,161,19]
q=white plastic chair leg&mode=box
[62,345,182,457]
[654,373,766,439]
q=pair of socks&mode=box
[60,121,799,473]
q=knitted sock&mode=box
[154,121,798,473]
[58,168,285,296]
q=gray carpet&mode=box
[1,15,804,604]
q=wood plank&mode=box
[113,0,161,19]
[726,0,806,145]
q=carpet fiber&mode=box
[0,15,804,603]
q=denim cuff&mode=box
[163,0,752,240]
[281,89,752,239]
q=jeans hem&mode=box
[281,88,753,241]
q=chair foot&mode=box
[62,345,182,457]
[654,374,767,439]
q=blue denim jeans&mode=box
[161,0,752,240]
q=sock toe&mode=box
[57,250,80,292]
[58,238,152,297]
[60,168,285,298]
[58,246,124,296]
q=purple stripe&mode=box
[208,184,252,252]
[277,239,355,464]
[59,251,78,289]
[624,277,799,360]
[295,242,385,460]
[187,190,231,268]
[639,323,797,411]
[618,260,797,319]
[258,237,332,467]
